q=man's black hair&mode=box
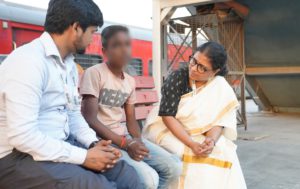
[45,0,103,34]
[101,25,129,48]
[196,41,228,76]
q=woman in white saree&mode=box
[143,42,247,189]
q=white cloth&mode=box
[0,32,98,164]
[143,76,247,189]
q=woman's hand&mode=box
[189,141,205,156]
[189,137,215,157]
[198,136,215,156]
[127,139,149,161]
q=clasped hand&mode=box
[127,138,150,162]
[83,140,121,172]
[190,137,215,157]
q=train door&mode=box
[12,28,42,48]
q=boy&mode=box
[80,25,182,189]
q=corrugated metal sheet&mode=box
[237,0,300,112]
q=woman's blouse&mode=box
[158,67,192,116]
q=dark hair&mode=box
[101,25,129,48]
[196,41,228,76]
[45,0,103,34]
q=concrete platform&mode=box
[236,112,300,189]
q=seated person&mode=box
[0,1,142,189]
[80,25,182,189]
[143,42,247,189]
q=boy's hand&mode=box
[127,139,149,161]
[82,140,119,172]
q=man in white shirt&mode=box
[0,0,142,188]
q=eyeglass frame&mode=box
[189,55,214,73]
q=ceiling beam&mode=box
[161,7,176,25]
[186,5,197,15]
[160,0,229,9]
[220,1,250,18]
[246,66,300,76]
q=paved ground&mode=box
[236,101,300,189]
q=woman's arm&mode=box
[162,116,203,156]
[159,69,204,155]
[161,116,193,147]
[204,126,223,144]
[198,126,224,156]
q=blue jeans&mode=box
[120,138,182,189]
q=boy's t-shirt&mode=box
[79,63,136,136]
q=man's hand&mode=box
[96,140,122,159]
[127,139,149,161]
[82,140,120,172]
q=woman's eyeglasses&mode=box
[189,56,213,73]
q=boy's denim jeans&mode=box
[119,138,182,189]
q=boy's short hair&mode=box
[45,0,103,34]
[101,25,129,48]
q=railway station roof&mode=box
[152,0,300,113]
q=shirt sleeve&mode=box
[68,65,99,148]
[126,77,137,104]
[79,66,101,98]
[3,53,87,165]
[158,70,184,116]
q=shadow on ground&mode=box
[237,112,300,189]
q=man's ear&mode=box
[102,47,107,57]
[72,22,83,36]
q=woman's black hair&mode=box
[45,0,103,34]
[195,41,228,76]
[101,25,129,48]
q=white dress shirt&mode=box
[0,32,98,164]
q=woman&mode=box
[143,42,247,189]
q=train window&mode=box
[125,64,138,76]
[74,54,102,69]
[148,60,153,76]
[128,58,143,76]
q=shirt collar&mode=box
[39,32,74,64]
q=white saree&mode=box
[143,76,247,189]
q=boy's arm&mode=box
[81,95,123,148]
[124,103,141,139]
[82,95,149,161]
[68,65,99,148]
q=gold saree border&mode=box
[179,146,189,189]
[176,100,238,189]
[182,155,232,169]
[155,100,239,144]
